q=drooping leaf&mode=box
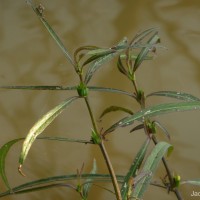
[105,101,200,134]
[181,179,200,186]
[121,138,150,199]
[154,121,170,140]
[130,124,144,133]
[117,56,129,77]
[133,31,160,72]
[0,138,23,189]
[26,0,74,66]
[82,159,97,198]
[18,96,79,174]
[0,135,92,190]
[147,91,200,101]
[84,38,128,84]
[74,45,100,63]
[100,106,133,119]
[82,51,113,67]
[132,142,173,199]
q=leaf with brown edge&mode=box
[18,96,79,176]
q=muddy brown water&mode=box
[0,0,200,199]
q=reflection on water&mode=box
[0,0,200,199]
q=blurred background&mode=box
[0,0,200,199]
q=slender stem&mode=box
[84,97,98,133]
[84,97,122,200]
[99,141,122,200]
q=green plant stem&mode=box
[99,141,122,200]
[84,97,122,200]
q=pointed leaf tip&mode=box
[19,96,78,168]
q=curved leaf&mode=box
[133,31,160,72]
[84,38,128,84]
[100,106,133,119]
[130,124,144,133]
[132,142,173,199]
[18,96,79,174]
[0,174,125,198]
[121,138,150,199]
[147,91,200,101]
[105,101,200,134]
[0,138,23,189]
[130,28,158,47]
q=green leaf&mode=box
[133,31,160,72]
[130,28,158,47]
[0,174,125,197]
[181,179,200,186]
[105,101,200,134]
[132,142,173,199]
[26,0,74,66]
[18,96,79,174]
[82,159,97,198]
[130,124,144,133]
[0,136,91,191]
[84,38,127,84]
[147,91,200,101]
[0,85,135,98]
[117,56,130,78]
[0,138,23,189]
[88,86,135,98]
[121,138,150,199]
[0,85,77,91]
[100,106,133,119]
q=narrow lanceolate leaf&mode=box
[18,96,79,174]
[147,91,200,101]
[26,0,74,66]
[82,159,97,198]
[133,32,160,72]
[0,85,77,91]
[84,51,118,84]
[130,28,158,47]
[105,101,200,134]
[84,38,128,84]
[99,106,133,119]
[117,56,129,77]
[121,138,150,200]
[132,142,173,199]
[0,138,23,189]
[88,86,135,98]
[181,179,200,186]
